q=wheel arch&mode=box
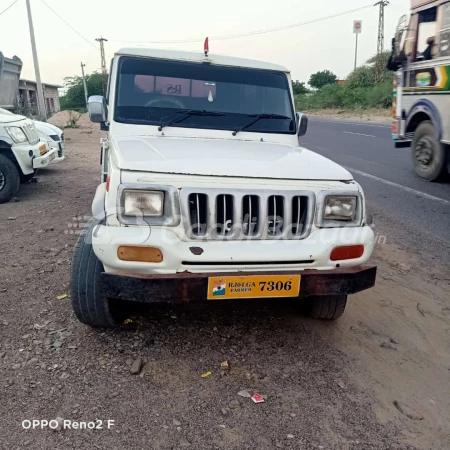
[0,139,32,176]
[0,140,20,167]
[405,100,442,140]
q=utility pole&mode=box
[375,0,389,83]
[95,37,108,95]
[25,0,46,119]
[81,63,89,105]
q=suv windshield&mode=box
[114,56,295,134]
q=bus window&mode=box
[416,7,437,61]
[439,2,450,57]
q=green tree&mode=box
[345,51,393,89]
[308,70,337,89]
[292,80,309,95]
[59,72,105,110]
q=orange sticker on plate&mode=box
[207,275,300,300]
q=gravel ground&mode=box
[304,109,391,125]
[0,128,449,449]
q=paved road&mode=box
[301,119,450,265]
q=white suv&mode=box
[70,47,377,327]
[0,110,59,203]
[0,108,65,163]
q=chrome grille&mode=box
[188,193,208,237]
[242,195,259,237]
[21,122,39,145]
[181,188,314,240]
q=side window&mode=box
[416,7,437,61]
[439,2,450,57]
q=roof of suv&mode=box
[115,47,290,73]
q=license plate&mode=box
[207,275,301,300]
[48,151,56,162]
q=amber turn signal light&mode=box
[39,144,47,155]
[117,246,163,263]
[330,245,364,261]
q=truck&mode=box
[70,46,377,328]
[0,52,63,202]
[0,52,22,110]
[389,0,450,181]
[0,109,59,202]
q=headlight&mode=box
[123,190,164,217]
[324,196,357,221]
[6,127,28,144]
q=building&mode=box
[18,79,62,116]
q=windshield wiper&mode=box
[232,113,292,136]
[158,110,226,131]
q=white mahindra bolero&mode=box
[70,47,377,327]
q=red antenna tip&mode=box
[204,37,209,56]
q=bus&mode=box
[389,0,450,181]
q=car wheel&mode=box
[70,220,128,327]
[307,295,348,320]
[0,153,20,204]
[411,121,447,181]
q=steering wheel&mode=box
[145,96,186,109]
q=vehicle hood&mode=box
[34,120,62,136]
[112,136,352,181]
[0,113,26,124]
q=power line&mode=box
[0,0,20,16]
[109,3,374,45]
[39,0,98,50]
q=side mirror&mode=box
[296,112,308,137]
[88,95,107,124]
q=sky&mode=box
[0,0,411,88]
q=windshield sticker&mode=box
[134,75,217,98]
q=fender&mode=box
[406,99,443,140]
[0,136,35,175]
[92,182,107,221]
[0,134,14,146]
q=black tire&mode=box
[308,295,348,320]
[411,121,447,181]
[0,153,20,204]
[70,220,128,327]
[20,170,36,184]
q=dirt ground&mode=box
[305,109,391,125]
[0,128,449,450]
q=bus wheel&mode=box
[411,121,446,181]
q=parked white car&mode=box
[0,111,60,203]
[71,47,377,328]
[33,120,65,163]
[0,108,65,162]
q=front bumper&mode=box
[46,141,65,163]
[32,148,58,169]
[92,225,375,274]
[102,266,377,303]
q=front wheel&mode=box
[70,220,129,327]
[307,295,348,320]
[411,121,447,181]
[0,153,20,204]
